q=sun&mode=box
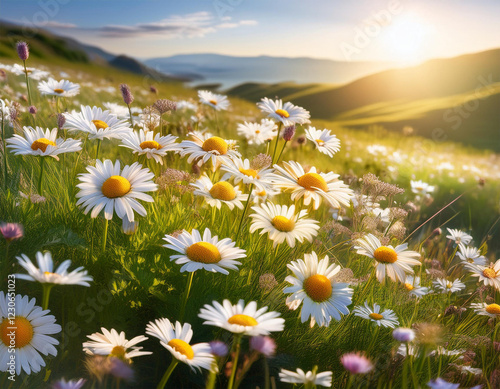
[381,13,432,63]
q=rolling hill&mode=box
[228,49,500,151]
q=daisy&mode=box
[279,368,332,387]
[464,259,500,290]
[432,278,466,293]
[15,251,93,286]
[103,102,129,118]
[355,234,421,283]
[236,119,277,145]
[83,328,151,360]
[145,318,213,371]
[353,301,399,328]
[51,378,86,389]
[0,292,61,375]
[283,251,353,327]
[305,127,341,157]
[446,228,472,245]
[179,131,240,170]
[8,63,50,80]
[120,130,180,165]
[221,157,274,191]
[64,105,131,140]
[191,175,246,210]
[176,100,197,111]
[257,98,310,126]
[198,90,229,111]
[163,228,246,274]
[251,186,280,204]
[372,207,391,226]
[37,78,80,97]
[411,180,435,196]
[456,244,486,266]
[7,126,81,159]
[198,299,285,336]
[249,202,320,248]
[76,159,157,221]
[272,161,353,210]
[470,302,500,318]
[403,275,430,298]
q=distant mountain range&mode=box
[144,54,395,88]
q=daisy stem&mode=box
[23,60,32,107]
[235,184,254,241]
[214,109,219,131]
[227,335,242,389]
[38,157,45,195]
[101,218,109,252]
[127,104,134,128]
[95,139,101,160]
[264,357,270,389]
[42,284,54,310]
[156,358,179,389]
[2,116,7,190]
[275,140,288,164]
[178,271,195,322]
[271,123,282,164]
[159,115,163,135]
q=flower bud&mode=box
[16,41,29,61]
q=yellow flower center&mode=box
[209,181,236,201]
[486,304,500,315]
[167,339,194,360]
[257,190,266,196]
[303,274,332,302]
[275,109,290,118]
[110,345,127,359]
[140,140,161,150]
[373,246,398,264]
[271,216,295,232]
[483,268,497,279]
[255,130,261,134]
[446,281,453,289]
[297,172,328,192]
[239,168,259,178]
[227,314,258,327]
[101,175,131,198]
[404,283,414,291]
[53,88,65,94]
[0,317,34,348]
[369,313,384,320]
[202,136,228,155]
[186,242,221,264]
[92,119,109,130]
[315,139,325,146]
[31,138,56,152]
[209,99,218,106]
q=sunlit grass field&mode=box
[1,55,500,389]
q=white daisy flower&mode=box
[284,251,353,327]
[464,259,500,290]
[272,161,353,210]
[37,78,80,97]
[179,132,240,170]
[15,251,93,286]
[120,130,180,165]
[249,202,320,248]
[221,157,274,191]
[403,276,429,298]
[198,90,229,111]
[257,98,310,126]
[145,318,213,371]
[445,228,472,245]
[279,368,332,387]
[236,119,277,145]
[191,175,246,210]
[51,378,86,389]
[163,228,246,274]
[355,234,421,283]
[76,159,157,221]
[372,207,391,227]
[176,100,197,111]
[411,180,435,196]
[103,102,129,118]
[64,105,132,140]
[251,186,280,204]
[8,63,50,80]
[305,127,341,157]
[456,244,486,266]
[83,328,151,360]
[7,126,81,159]
[353,301,399,328]
[198,299,285,336]
[470,302,500,318]
[432,278,466,293]
[0,292,61,375]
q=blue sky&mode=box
[2,0,500,62]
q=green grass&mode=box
[1,57,500,389]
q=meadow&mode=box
[1,43,500,389]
